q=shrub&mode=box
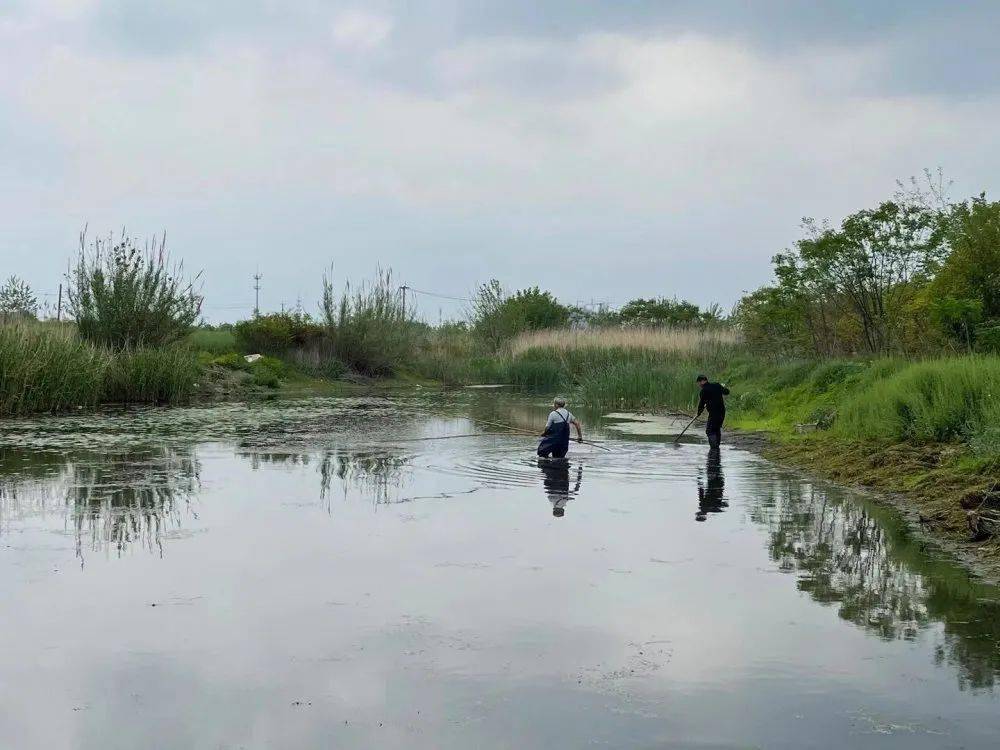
[249,356,285,388]
[321,268,413,377]
[470,280,570,351]
[0,276,39,320]
[285,347,348,380]
[211,352,247,369]
[69,229,202,348]
[233,313,324,356]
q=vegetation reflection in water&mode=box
[0,394,999,698]
[0,446,200,562]
[749,471,1000,692]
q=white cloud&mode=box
[330,8,393,51]
[1,7,999,317]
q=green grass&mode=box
[186,327,237,355]
[0,321,201,415]
[0,321,108,415]
[498,339,1000,463]
[835,357,1000,447]
[103,346,201,404]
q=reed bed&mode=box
[508,325,741,357]
[0,321,200,416]
[0,321,108,416]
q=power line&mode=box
[406,286,473,302]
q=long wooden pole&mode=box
[672,414,700,444]
[472,418,613,451]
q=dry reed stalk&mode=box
[508,326,740,357]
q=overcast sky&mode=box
[3,1,999,321]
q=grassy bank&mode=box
[0,322,200,416]
[483,326,1000,566]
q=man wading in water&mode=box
[537,398,583,459]
[696,375,730,450]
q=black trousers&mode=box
[705,412,724,449]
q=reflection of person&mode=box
[538,458,583,517]
[537,397,583,458]
[696,375,730,449]
[696,448,728,522]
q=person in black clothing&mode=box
[696,375,730,449]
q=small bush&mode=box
[0,276,39,320]
[249,356,285,388]
[211,352,247,370]
[976,324,1000,354]
[234,313,324,356]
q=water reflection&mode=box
[236,446,411,507]
[0,446,199,562]
[537,458,584,518]
[695,448,728,522]
[748,475,1000,691]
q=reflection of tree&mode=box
[70,449,199,560]
[0,446,200,562]
[748,478,1000,691]
[237,447,410,507]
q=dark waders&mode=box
[706,410,724,450]
[537,411,571,458]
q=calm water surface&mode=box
[1,392,999,749]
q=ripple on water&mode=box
[409,438,701,489]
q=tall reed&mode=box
[102,346,201,404]
[0,321,200,415]
[0,321,109,416]
[509,325,741,358]
[321,268,413,377]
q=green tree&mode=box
[501,287,570,332]
[0,276,38,320]
[470,281,570,350]
[616,297,701,326]
[931,196,1000,349]
[470,279,508,351]
[793,202,946,354]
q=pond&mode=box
[1,391,999,749]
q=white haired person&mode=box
[537,397,583,458]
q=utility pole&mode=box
[56,283,62,322]
[400,284,409,318]
[253,270,262,317]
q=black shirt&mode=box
[697,382,730,416]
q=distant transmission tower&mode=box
[253,270,263,317]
